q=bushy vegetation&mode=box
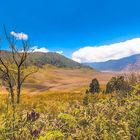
[0,80,140,139]
[88,78,100,94]
[27,52,90,69]
[85,78,101,94]
[106,76,130,94]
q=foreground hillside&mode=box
[0,62,139,139]
[0,84,140,139]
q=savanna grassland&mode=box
[0,66,140,140]
[23,65,117,93]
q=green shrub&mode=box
[89,78,100,93]
[37,130,64,140]
[58,113,76,127]
[106,76,130,93]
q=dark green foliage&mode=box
[83,95,89,106]
[106,76,130,93]
[89,78,100,93]
[28,52,91,68]
[0,51,93,69]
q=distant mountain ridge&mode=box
[28,52,90,68]
[85,54,140,71]
[1,51,91,69]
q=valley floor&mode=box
[22,66,118,94]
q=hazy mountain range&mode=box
[85,54,140,71]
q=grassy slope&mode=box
[23,65,117,94]
[28,52,91,68]
[0,51,90,69]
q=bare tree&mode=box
[0,26,37,105]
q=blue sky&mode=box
[1,0,140,62]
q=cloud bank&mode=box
[11,31,28,40]
[72,38,140,63]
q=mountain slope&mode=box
[0,51,91,69]
[28,52,90,68]
[85,54,140,71]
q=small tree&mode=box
[106,76,130,93]
[0,26,37,106]
[89,78,100,93]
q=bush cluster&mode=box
[87,76,131,94]
[106,76,130,93]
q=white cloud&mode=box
[10,31,28,40]
[72,38,140,63]
[31,46,63,55]
[56,51,63,54]
[31,46,49,53]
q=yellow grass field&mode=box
[21,65,118,94]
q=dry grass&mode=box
[22,65,118,93]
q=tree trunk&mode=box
[17,68,21,104]
[8,83,15,107]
